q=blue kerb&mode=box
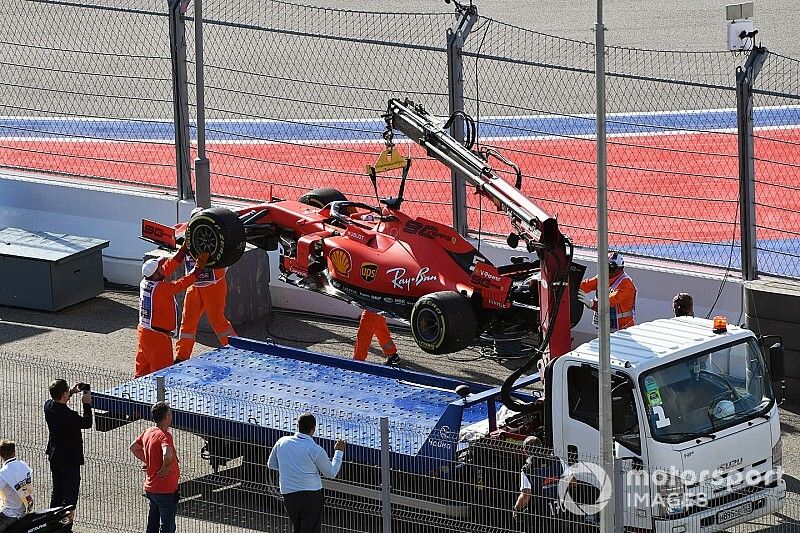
[2,107,798,141]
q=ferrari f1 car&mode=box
[143,99,584,357]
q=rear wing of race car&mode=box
[141,219,178,249]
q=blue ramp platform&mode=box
[92,337,538,472]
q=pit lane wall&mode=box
[0,173,743,343]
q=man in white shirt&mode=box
[0,440,33,532]
[267,413,347,533]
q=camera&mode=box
[77,383,91,392]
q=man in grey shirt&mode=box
[267,413,346,533]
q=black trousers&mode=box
[50,465,81,508]
[282,489,324,533]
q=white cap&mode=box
[142,258,162,278]
[190,207,203,217]
[608,252,624,268]
[712,399,736,419]
[523,435,540,453]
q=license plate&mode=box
[717,501,753,524]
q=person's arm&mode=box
[162,243,189,277]
[313,440,345,479]
[165,252,209,295]
[608,278,635,308]
[579,276,598,293]
[267,442,280,471]
[156,443,176,478]
[57,397,92,431]
[130,438,146,463]
[513,489,532,518]
[79,391,93,429]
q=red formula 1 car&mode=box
[143,99,584,357]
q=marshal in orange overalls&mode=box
[135,249,202,377]
[175,255,236,362]
[353,310,397,362]
[580,271,637,331]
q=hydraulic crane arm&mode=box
[383,98,562,251]
[381,98,575,412]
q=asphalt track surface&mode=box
[309,0,800,59]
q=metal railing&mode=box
[0,0,798,277]
[1,351,797,532]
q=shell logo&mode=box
[329,248,352,278]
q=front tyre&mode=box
[186,207,246,268]
[298,187,348,208]
[411,291,477,355]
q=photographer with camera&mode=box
[44,379,92,516]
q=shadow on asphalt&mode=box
[0,322,49,343]
[0,294,136,334]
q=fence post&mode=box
[156,375,166,402]
[380,417,391,533]
[167,0,194,202]
[736,46,768,282]
[446,5,478,236]
[613,459,625,532]
[192,0,211,208]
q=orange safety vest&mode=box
[580,272,637,331]
[139,255,196,336]
[185,255,226,287]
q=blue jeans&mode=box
[145,491,177,533]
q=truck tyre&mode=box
[411,291,476,354]
[298,187,348,208]
[186,207,246,268]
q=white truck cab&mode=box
[548,316,786,531]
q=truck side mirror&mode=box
[769,343,785,404]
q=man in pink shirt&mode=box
[130,401,180,533]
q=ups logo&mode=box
[360,263,378,283]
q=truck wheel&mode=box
[186,207,246,268]
[411,291,477,354]
[298,187,348,208]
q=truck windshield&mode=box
[640,338,774,444]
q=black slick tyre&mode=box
[411,291,477,354]
[298,187,348,208]
[186,207,246,268]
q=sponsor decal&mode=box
[403,220,457,243]
[347,230,367,243]
[718,458,743,471]
[329,248,352,278]
[430,426,453,449]
[289,266,308,276]
[480,270,502,282]
[386,267,437,291]
[360,262,378,283]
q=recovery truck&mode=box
[116,100,786,530]
[92,317,786,531]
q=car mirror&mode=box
[769,343,785,404]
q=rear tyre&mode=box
[411,291,477,354]
[186,207,246,268]
[298,187,348,208]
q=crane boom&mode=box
[381,98,573,366]
[384,98,562,250]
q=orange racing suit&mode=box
[135,251,199,377]
[353,310,397,361]
[175,255,236,362]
